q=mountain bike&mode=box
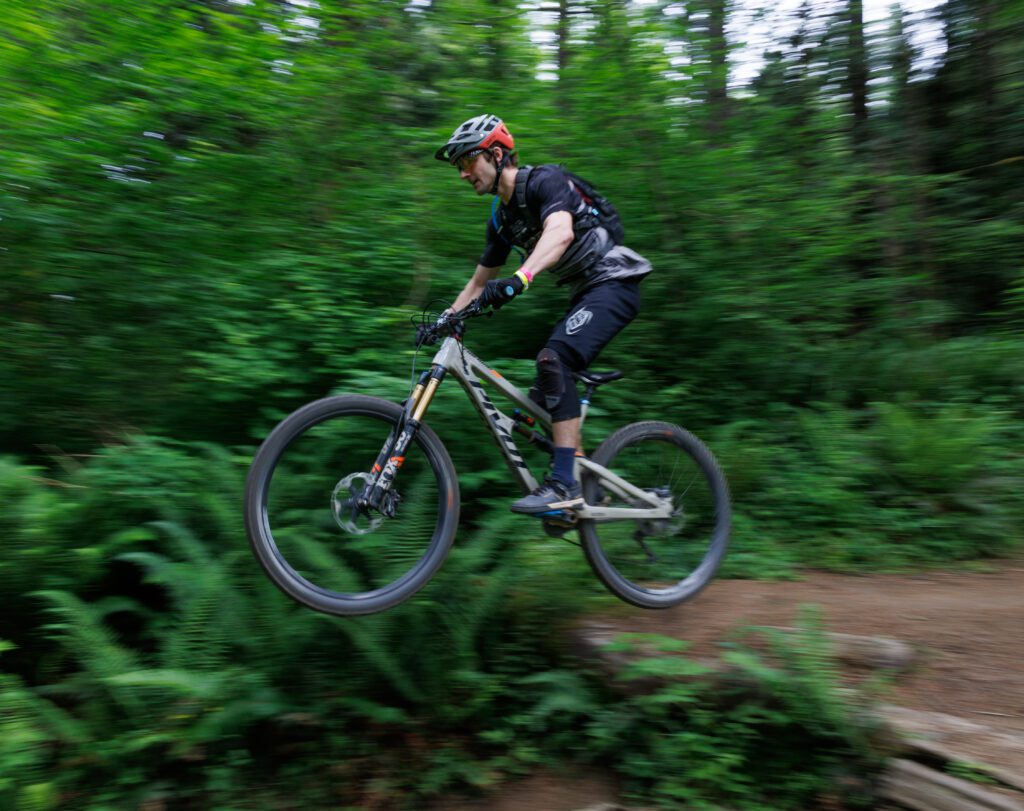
[244,300,730,616]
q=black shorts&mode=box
[546,278,641,372]
[537,279,641,421]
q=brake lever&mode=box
[414,323,435,348]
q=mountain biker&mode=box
[436,114,652,516]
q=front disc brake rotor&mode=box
[331,472,383,535]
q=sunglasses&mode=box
[454,149,487,172]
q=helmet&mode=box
[434,114,515,163]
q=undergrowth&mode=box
[0,418,1015,808]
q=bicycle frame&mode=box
[413,336,673,523]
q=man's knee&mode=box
[529,347,580,421]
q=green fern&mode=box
[0,672,63,811]
[33,590,144,714]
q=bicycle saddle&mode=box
[573,369,623,387]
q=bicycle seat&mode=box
[573,369,623,387]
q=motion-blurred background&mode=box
[2,0,1022,808]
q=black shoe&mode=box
[510,477,584,516]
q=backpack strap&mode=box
[490,194,526,262]
[514,165,539,230]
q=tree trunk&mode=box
[557,0,569,75]
[705,0,730,138]
[848,0,869,150]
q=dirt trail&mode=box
[435,564,1024,810]
[600,563,1024,735]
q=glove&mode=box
[479,271,529,310]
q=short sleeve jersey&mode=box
[479,165,582,269]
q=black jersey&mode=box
[480,164,651,295]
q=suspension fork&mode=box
[361,365,446,511]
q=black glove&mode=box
[479,273,526,310]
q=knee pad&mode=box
[529,347,579,421]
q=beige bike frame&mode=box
[421,337,672,523]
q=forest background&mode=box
[1,0,1022,808]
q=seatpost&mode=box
[579,382,598,424]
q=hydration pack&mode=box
[489,165,622,285]
[511,165,624,246]
[559,169,625,245]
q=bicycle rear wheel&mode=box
[244,395,459,616]
[579,421,730,609]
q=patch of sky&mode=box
[728,0,946,88]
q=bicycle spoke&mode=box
[264,412,443,596]
[581,423,730,606]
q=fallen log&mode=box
[880,759,1024,811]
[880,705,1024,794]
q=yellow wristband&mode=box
[514,269,532,290]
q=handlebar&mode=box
[414,298,491,348]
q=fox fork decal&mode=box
[363,366,446,510]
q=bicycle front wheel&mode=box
[579,421,730,609]
[244,395,460,616]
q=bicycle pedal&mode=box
[538,510,577,526]
[541,515,578,538]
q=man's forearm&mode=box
[450,265,499,311]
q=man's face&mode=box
[457,149,496,195]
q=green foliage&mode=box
[584,621,880,810]
[946,759,1000,785]
[1,0,1023,805]
[0,440,598,807]
[0,666,72,811]
[713,401,1023,573]
[3,0,1023,456]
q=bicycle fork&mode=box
[359,365,446,514]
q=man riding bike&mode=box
[436,114,652,516]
